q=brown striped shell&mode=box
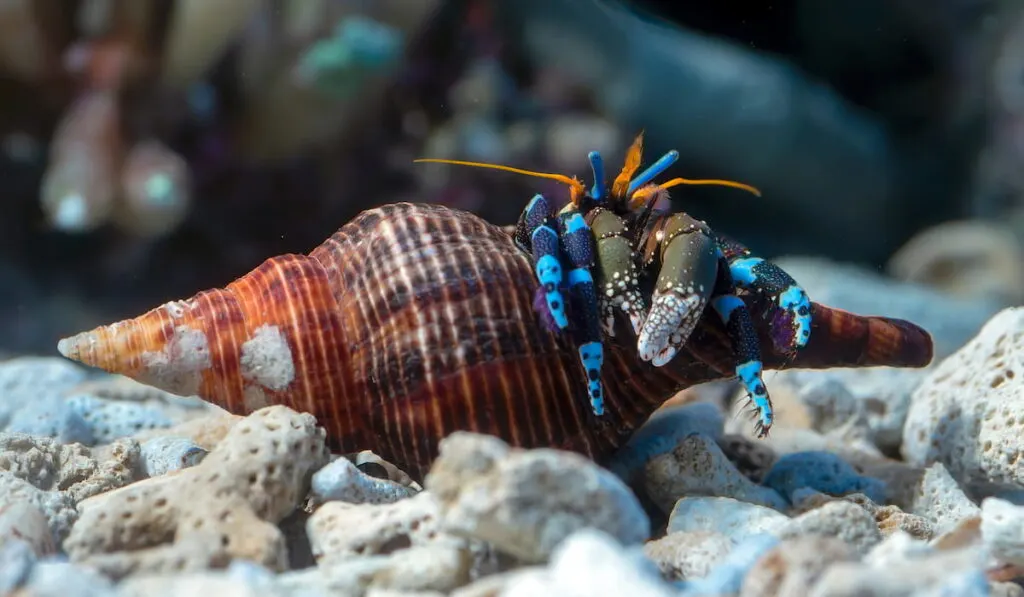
[57,202,934,480]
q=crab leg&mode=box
[715,233,812,353]
[513,194,569,331]
[557,206,606,416]
[709,266,773,437]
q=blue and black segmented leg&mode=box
[715,233,812,354]
[513,194,569,331]
[709,256,773,436]
[557,207,605,416]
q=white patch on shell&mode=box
[161,299,199,319]
[239,324,295,392]
[138,325,212,397]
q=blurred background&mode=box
[0,0,1022,356]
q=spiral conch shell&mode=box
[57,202,934,478]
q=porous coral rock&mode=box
[0,433,140,543]
[424,432,650,563]
[307,491,448,564]
[607,402,724,484]
[903,307,1024,493]
[642,530,735,581]
[62,405,329,578]
[908,462,980,533]
[739,535,857,597]
[981,497,1024,567]
[776,500,881,554]
[643,433,788,513]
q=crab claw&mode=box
[637,289,707,366]
[636,216,719,367]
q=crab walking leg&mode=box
[637,214,719,367]
[586,207,647,337]
[513,194,569,330]
[715,233,812,353]
[710,291,774,436]
[558,207,606,415]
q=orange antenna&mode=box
[611,132,644,198]
[629,177,761,210]
[414,158,587,205]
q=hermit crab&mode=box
[416,133,813,436]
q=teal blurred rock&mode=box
[764,451,887,504]
[294,15,403,98]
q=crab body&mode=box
[418,134,813,436]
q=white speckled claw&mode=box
[636,290,705,367]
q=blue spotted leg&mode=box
[715,234,812,354]
[557,207,605,416]
[709,256,773,436]
[513,194,569,331]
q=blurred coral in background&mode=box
[0,0,1021,355]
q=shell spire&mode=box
[57,252,363,451]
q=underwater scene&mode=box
[0,1,1022,595]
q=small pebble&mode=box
[668,497,790,542]
[310,456,417,505]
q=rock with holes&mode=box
[907,462,980,534]
[0,433,139,543]
[62,405,330,579]
[606,402,724,483]
[306,491,455,564]
[678,533,780,596]
[791,491,934,541]
[776,500,881,555]
[643,433,788,513]
[981,497,1024,567]
[902,307,1024,492]
[642,530,736,581]
[739,535,857,597]
[424,432,650,563]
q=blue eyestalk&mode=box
[588,151,606,199]
[627,149,679,195]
